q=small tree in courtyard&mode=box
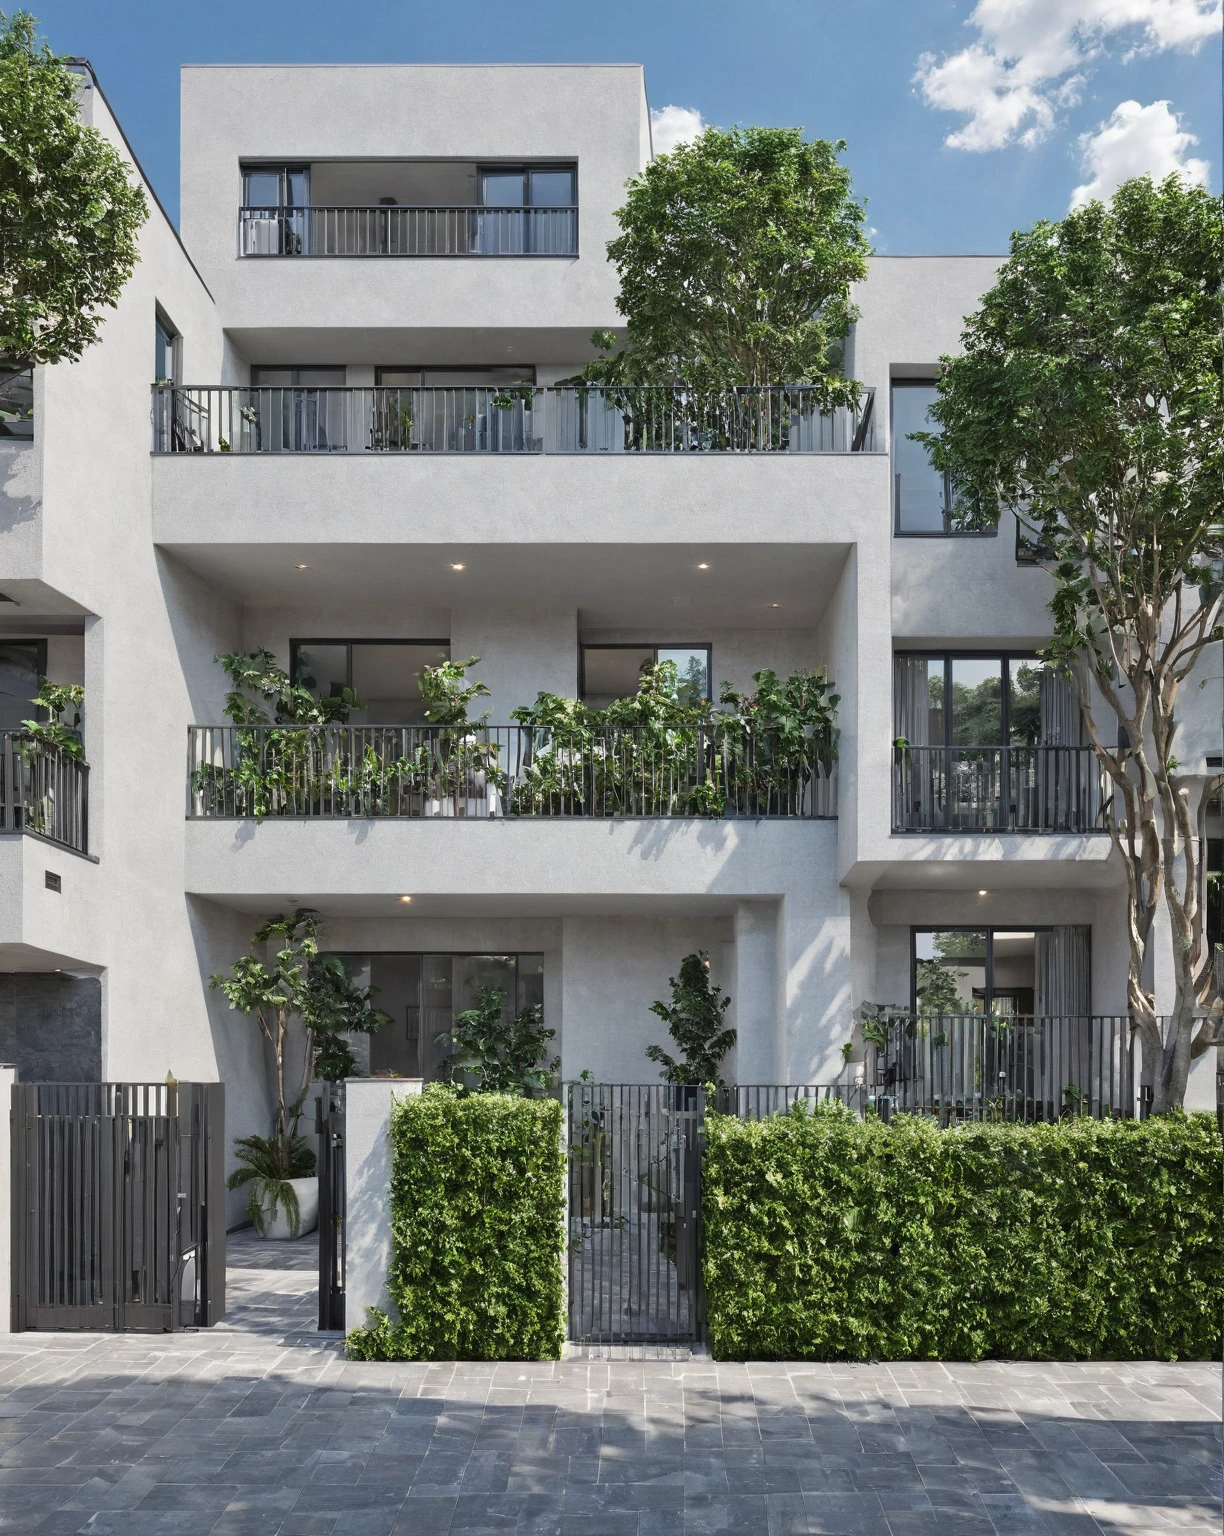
[582,126,869,401]
[920,175,1224,1111]
[647,951,736,1085]
[0,11,147,366]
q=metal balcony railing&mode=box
[1,733,89,854]
[186,724,838,821]
[152,384,876,455]
[892,744,1108,833]
[237,205,578,257]
[868,1013,1143,1122]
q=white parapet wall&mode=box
[344,1077,423,1334]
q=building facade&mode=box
[1,62,1219,1207]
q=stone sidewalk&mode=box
[0,1233,1219,1534]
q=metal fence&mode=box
[892,745,1108,834]
[238,204,578,257]
[10,1082,225,1332]
[1,733,89,853]
[152,384,876,456]
[868,1014,1141,1122]
[186,724,838,821]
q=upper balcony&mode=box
[153,383,875,457]
[1,734,90,856]
[238,162,578,259]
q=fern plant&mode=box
[226,1132,316,1237]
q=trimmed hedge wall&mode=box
[703,1105,1223,1362]
[347,1086,565,1361]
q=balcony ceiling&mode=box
[163,541,851,629]
[227,327,602,368]
[196,892,748,918]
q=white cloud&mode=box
[916,0,1221,151]
[650,105,706,157]
[1069,98,1211,205]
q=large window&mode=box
[580,645,711,709]
[479,166,575,209]
[913,927,1090,1016]
[0,640,45,732]
[154,311,179,385]
[894,654,1081,749]
[892,381,991,537]
[242,165,309,209]
[333,952,545,1081]
[291,640,449,726]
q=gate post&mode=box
[0,1066,13,1333]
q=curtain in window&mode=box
[894,656,934,829]
[1037,668,1090,829]
[1034,925,1090,1016]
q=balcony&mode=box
[869,1012,1142,1121]
[892,745,1108,835]
[238,204,578,258]
[186,724,837,821]
[153,385,876,456]
[1,734,90,855]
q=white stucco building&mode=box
[1,60,1219,1187]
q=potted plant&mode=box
[211,908,390,1238]
[416,656,504,817]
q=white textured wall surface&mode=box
[0,1067,12,1333]
[179,64,649,336]
[344,1077,422,1333]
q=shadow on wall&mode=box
[0,973,100,1080]
[155,548,242,723]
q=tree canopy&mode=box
[920,174,1224,1110]
[0,10,147,365]
[583,126,869,400]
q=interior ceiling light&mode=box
[399,895,413,903]
[450,562,465,571]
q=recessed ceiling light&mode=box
[769,602,781,609]
[450,563,465,571]
[295,563,310,570]
[977,889,988,897]
[697,562,710,570]
[399,895,413,904]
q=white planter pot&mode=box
[259,1175,318,1240]
[424,797,456,817]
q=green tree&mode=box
[647,951,736,1085]
[920,175,1224,1111]
[435,984,559,1096]
[583,126,869,397]
[210,909,389,1145]
[0,11,147,365]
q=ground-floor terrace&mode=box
[0,1233,1219,1536]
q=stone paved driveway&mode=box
[0,1233,1219,1534]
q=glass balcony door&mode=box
[477,166,576,254]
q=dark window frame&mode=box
[240,164,311,209]
[476,164,578,208]
[374,366,538,386]
[290,638,451,695]
[154,307,180,386]
[894,649,1043,749]
[891,379,996,540]
[910,924,1085,1014]
[579,642,713,705]
[0,638,48,729]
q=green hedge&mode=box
[346,1086,565,1361]
[703,1105,1223,1362]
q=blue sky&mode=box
[30,0,1223,253]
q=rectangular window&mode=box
[334,952,546,1081]
[0,640,46,732]
[154,312,179,385]
[580,645,711,708]
[242,165,309,208]
[291,639,450,726]
[911,927,1089,1016]
[374,367,536,388]
[894,653,1075,749]
[892,380,993,537]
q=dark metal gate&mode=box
[566,1083,702,1345]
[11,1081,225,1332]
[316,1082,345,1330]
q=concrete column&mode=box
[0,1065,13,1334]
[344,1076,422,1333]
[733,901,783,1083]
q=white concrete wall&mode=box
[0,1066,12,1333]
[344,1076,422,1332]
[179,64,649,338]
